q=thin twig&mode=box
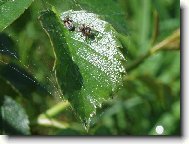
[127,29,180,72]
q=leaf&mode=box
[76,0,128,35]
[0,33,18,59]
[46,0,128,35]
[39,9,127,128]
[0,0,33,31]
[0,63,48,97]
[0,95,30,135]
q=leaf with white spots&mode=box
[39,9,127,129]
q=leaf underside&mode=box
[39,9,127,128]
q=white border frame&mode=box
[0,1,187,144]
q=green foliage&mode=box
[47,0,128,34]
[0,0,33,31]
[39,9,126,128]
[0,96,30,135]
[0,0,180,135]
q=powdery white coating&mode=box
[87,95,103,109]
[60,10,127,127]
[60,10,126,85]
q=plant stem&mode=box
[37,116,85,132]
[127,29,180,72]
[149,29,180,53]
[37,117,69,129]
[37,101,70,129]
[41,100,70,118]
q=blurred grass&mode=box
[0,0,180,135]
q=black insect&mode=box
[79,24,95,40]
[63,17,75,31]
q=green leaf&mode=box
[46,0,128,34]
[0,96,30,135]
[0,33,18,59]
[76,0,128,35]
[0,0,33,31]
[0,63,48,97]
[39,9,127,128]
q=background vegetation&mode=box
[0,0,180,135]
